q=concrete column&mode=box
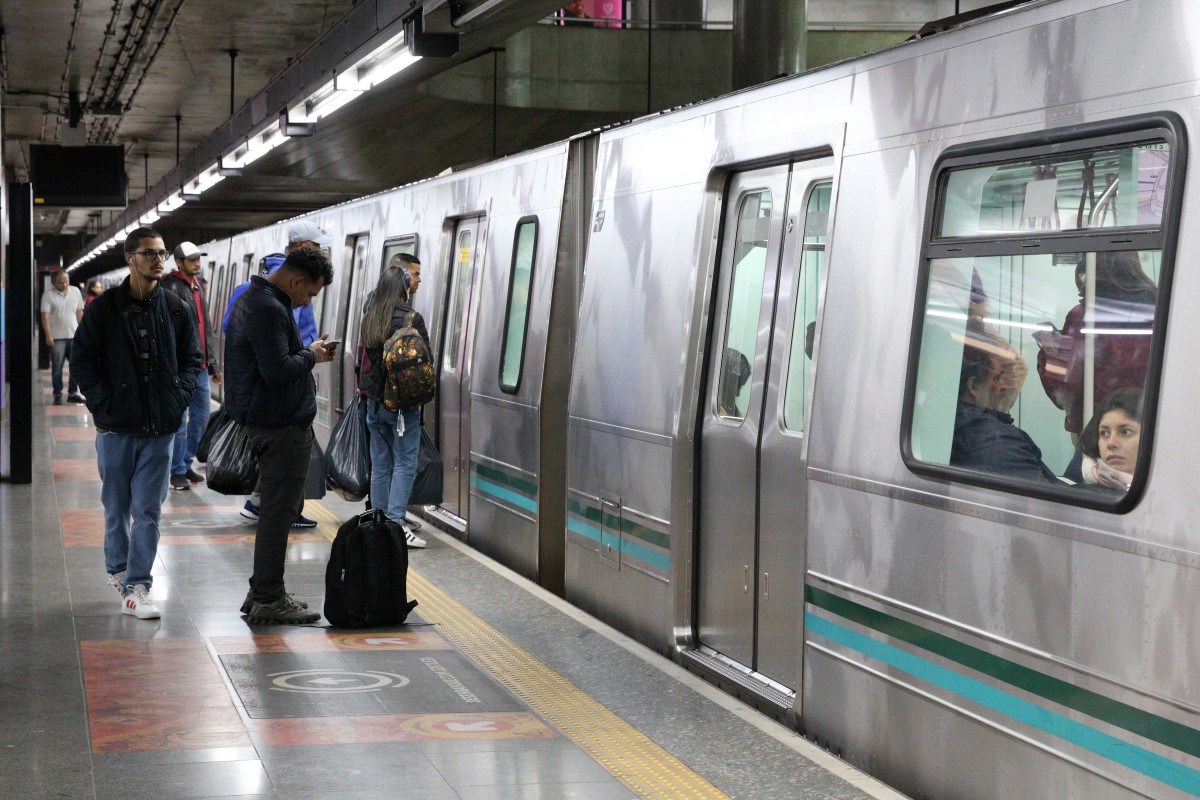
[5,183,34,483]
[733,0,806,90]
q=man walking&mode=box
[162,241,223,490]
[40,268,86,404]
[71,227,202,619]
[224,247,334,624]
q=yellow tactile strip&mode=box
[407,570,730,799]
[312,513,728,798]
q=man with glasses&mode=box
[163,241,222,491]
[71,227,203,619]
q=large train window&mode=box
[499,217,537,393]
[444,227,475,372]
[717,190,772,421]
[782,182,831,431]
[904,116,1184,510]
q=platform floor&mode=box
[0,376,908,800]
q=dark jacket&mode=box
[224,275,317,428]
[161,271,218,376]
[70,278,202,435]
[950,402,1059,484]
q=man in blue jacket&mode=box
[225,246,335,624]
[222,220,330,527]
[71,227,203,619]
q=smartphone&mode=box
[323,339,342,351]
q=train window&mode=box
[445,228,475,372]
[782,182,831,431]
[381,235,418,270]
[717,190,772,421]
[499,218,538,393]
[906,118,1183,509]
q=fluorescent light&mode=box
[140,209,161,225]
[158,191,185,215]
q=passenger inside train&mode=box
[1076,387,1145,492]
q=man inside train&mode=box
[391,252,422,297]
[950,332,1060,484]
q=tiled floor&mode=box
[0,376,906,800]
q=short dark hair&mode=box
[124,226,161,253]
[281,246,334,286]
[394,252,420,267]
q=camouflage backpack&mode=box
[381,312,435,411]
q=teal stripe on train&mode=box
[470,460,538,514]
[806,586,1200,796]
[566,498,670,573]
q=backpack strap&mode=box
[161,286,190,344]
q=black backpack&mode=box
[324,509,418,628]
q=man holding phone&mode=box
[224,247,335,624]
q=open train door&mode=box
[438,216,486,522]
[696,158,832,707]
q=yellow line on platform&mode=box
[308,503,728,799]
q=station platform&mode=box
[0,376,908,800]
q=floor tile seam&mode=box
[406,570,731,799]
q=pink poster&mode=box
[559,1,624,26]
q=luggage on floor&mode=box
[324,509,418,628]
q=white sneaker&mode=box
[121,584,161,619]
[107,571,126,598]
[403,524,427,549]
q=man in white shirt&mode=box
[40,268,86,404]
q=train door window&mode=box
[444,227,475,372]
[499,217,538,393]
[209,263,225,333]
[782,182,831,431]
[717,190,772,421]
[311,245,334,332]
[338,237,370,410]
[905,118,1182,509]
[381,235,418,270]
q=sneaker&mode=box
[120,584,161,619]
[403,524,427,549]
[240,500,260,521]
[292,512,317,529]
[67,392,86,403]
[52,395,63,405]
[185,467,205,484]
[245,593,320,625]
[241,589,308,615]
[107,571,126,598]
[169,474,190,491]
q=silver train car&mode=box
[188,1,1200,797]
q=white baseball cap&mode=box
[173,241,207,260]
[287,220,332,247]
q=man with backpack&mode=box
[71,227,203,619]
[224,247,336,624]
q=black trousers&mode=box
[245,424,313,601]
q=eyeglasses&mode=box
[130,250,170,261]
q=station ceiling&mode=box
[0,0,624,273]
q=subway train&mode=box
[116,1,1200,797]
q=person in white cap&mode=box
[221,220,333,527]
[162,241,222,491]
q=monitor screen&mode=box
[30,145,127,207]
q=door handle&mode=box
[763,572,769,602]
[743,565,750,593]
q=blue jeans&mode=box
[365,399,421,524]
[96,431,173,589]
[171,370,210,475]
[51,338,77,397]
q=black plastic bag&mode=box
[304,437,327,500]
[195,405,227,464]
[409,428,442,506]
[325,395,370,501]
[206,416,258,495]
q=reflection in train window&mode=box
[783,182,831,432]
[909,124,1179,506]
[717,190,771,420]
[500,218,538,393]
[445,228,474,372]
[381,235,418,275]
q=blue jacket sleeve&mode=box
[223,282,248,334]
[295,304,317,346]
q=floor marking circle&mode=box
[268,669,411,693]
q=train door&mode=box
[439,216,484,519]
[697,159,832,692]
[336,235,371,416]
